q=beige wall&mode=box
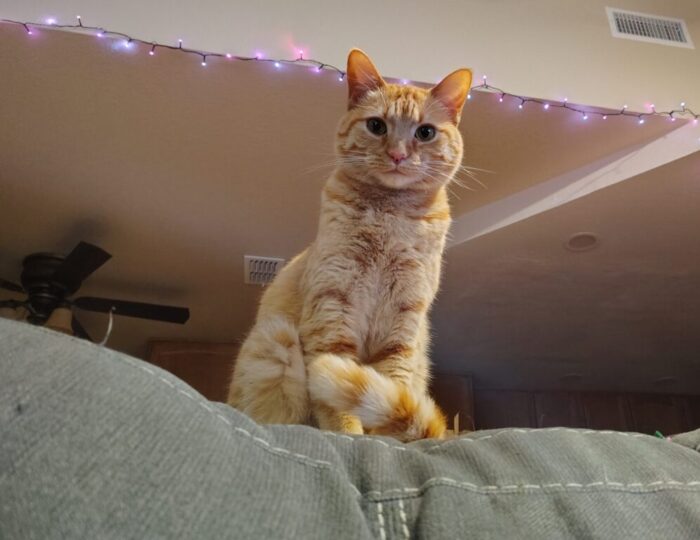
[1,0,698,112]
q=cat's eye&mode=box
[415,124,436,142]
[366,117,387,136]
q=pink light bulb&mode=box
[603,115,608,120]
[226,53,232,59]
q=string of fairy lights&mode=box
[1,15,698,125]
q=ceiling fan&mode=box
[0,241,190,341]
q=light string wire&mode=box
[474,76,697,124]
[2,16,698,123]
[1,16,347,80]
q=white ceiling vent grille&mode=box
[606,7,694,48]
[244,255,285,285]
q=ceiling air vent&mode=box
[244,255,285,285]
[606,7,694,48]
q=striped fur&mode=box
[227,50,471,441]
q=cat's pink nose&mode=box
[387,148,408,165]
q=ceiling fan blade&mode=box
[0,299,26,309]
[74,296,190,324]
[0,278,24,293]
[71,316,93,341]
[51,241,112,287]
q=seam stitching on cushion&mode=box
[322,427,649,453]
[425,428,647,451]
[119,356,335,470]
[398,498,410,539]
[363,477,700,500]
[376,502,386,540]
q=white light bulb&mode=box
[46,17,57,25]
[518,103,523,109]
[226,53,232,59]
[638,118,645,124]
[603,115,608,120]
[583,114,588,120]
[274,62,281,68]
[149,50,155,56]
[467,93,472,100]
[543,103,550,110]
[201,60,207,67]
[680,102,686,107]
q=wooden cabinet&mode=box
[534,392,587,428]
[430,373,475,431]
[147,341,238,402]
[581,393,633,431]
[628,395,691,436]
[143,341,698,436]
[474,390,536,429]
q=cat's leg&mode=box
[228,316,309,425]
[308,353,446,441]
[312,402,363,434]
[299,278,365,434]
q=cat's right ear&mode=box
[346,49,385,109]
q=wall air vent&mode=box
[244,255,285,285]
[606,7,694,48]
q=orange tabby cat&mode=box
[228,49,471,441]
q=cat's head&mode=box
[336,49,471,191]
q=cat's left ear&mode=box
[430,69,473,123]
[346,49,386,109]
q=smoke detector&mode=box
[244,255,285,285]
[565,232,599,252]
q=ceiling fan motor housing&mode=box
[20,253,77,323]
